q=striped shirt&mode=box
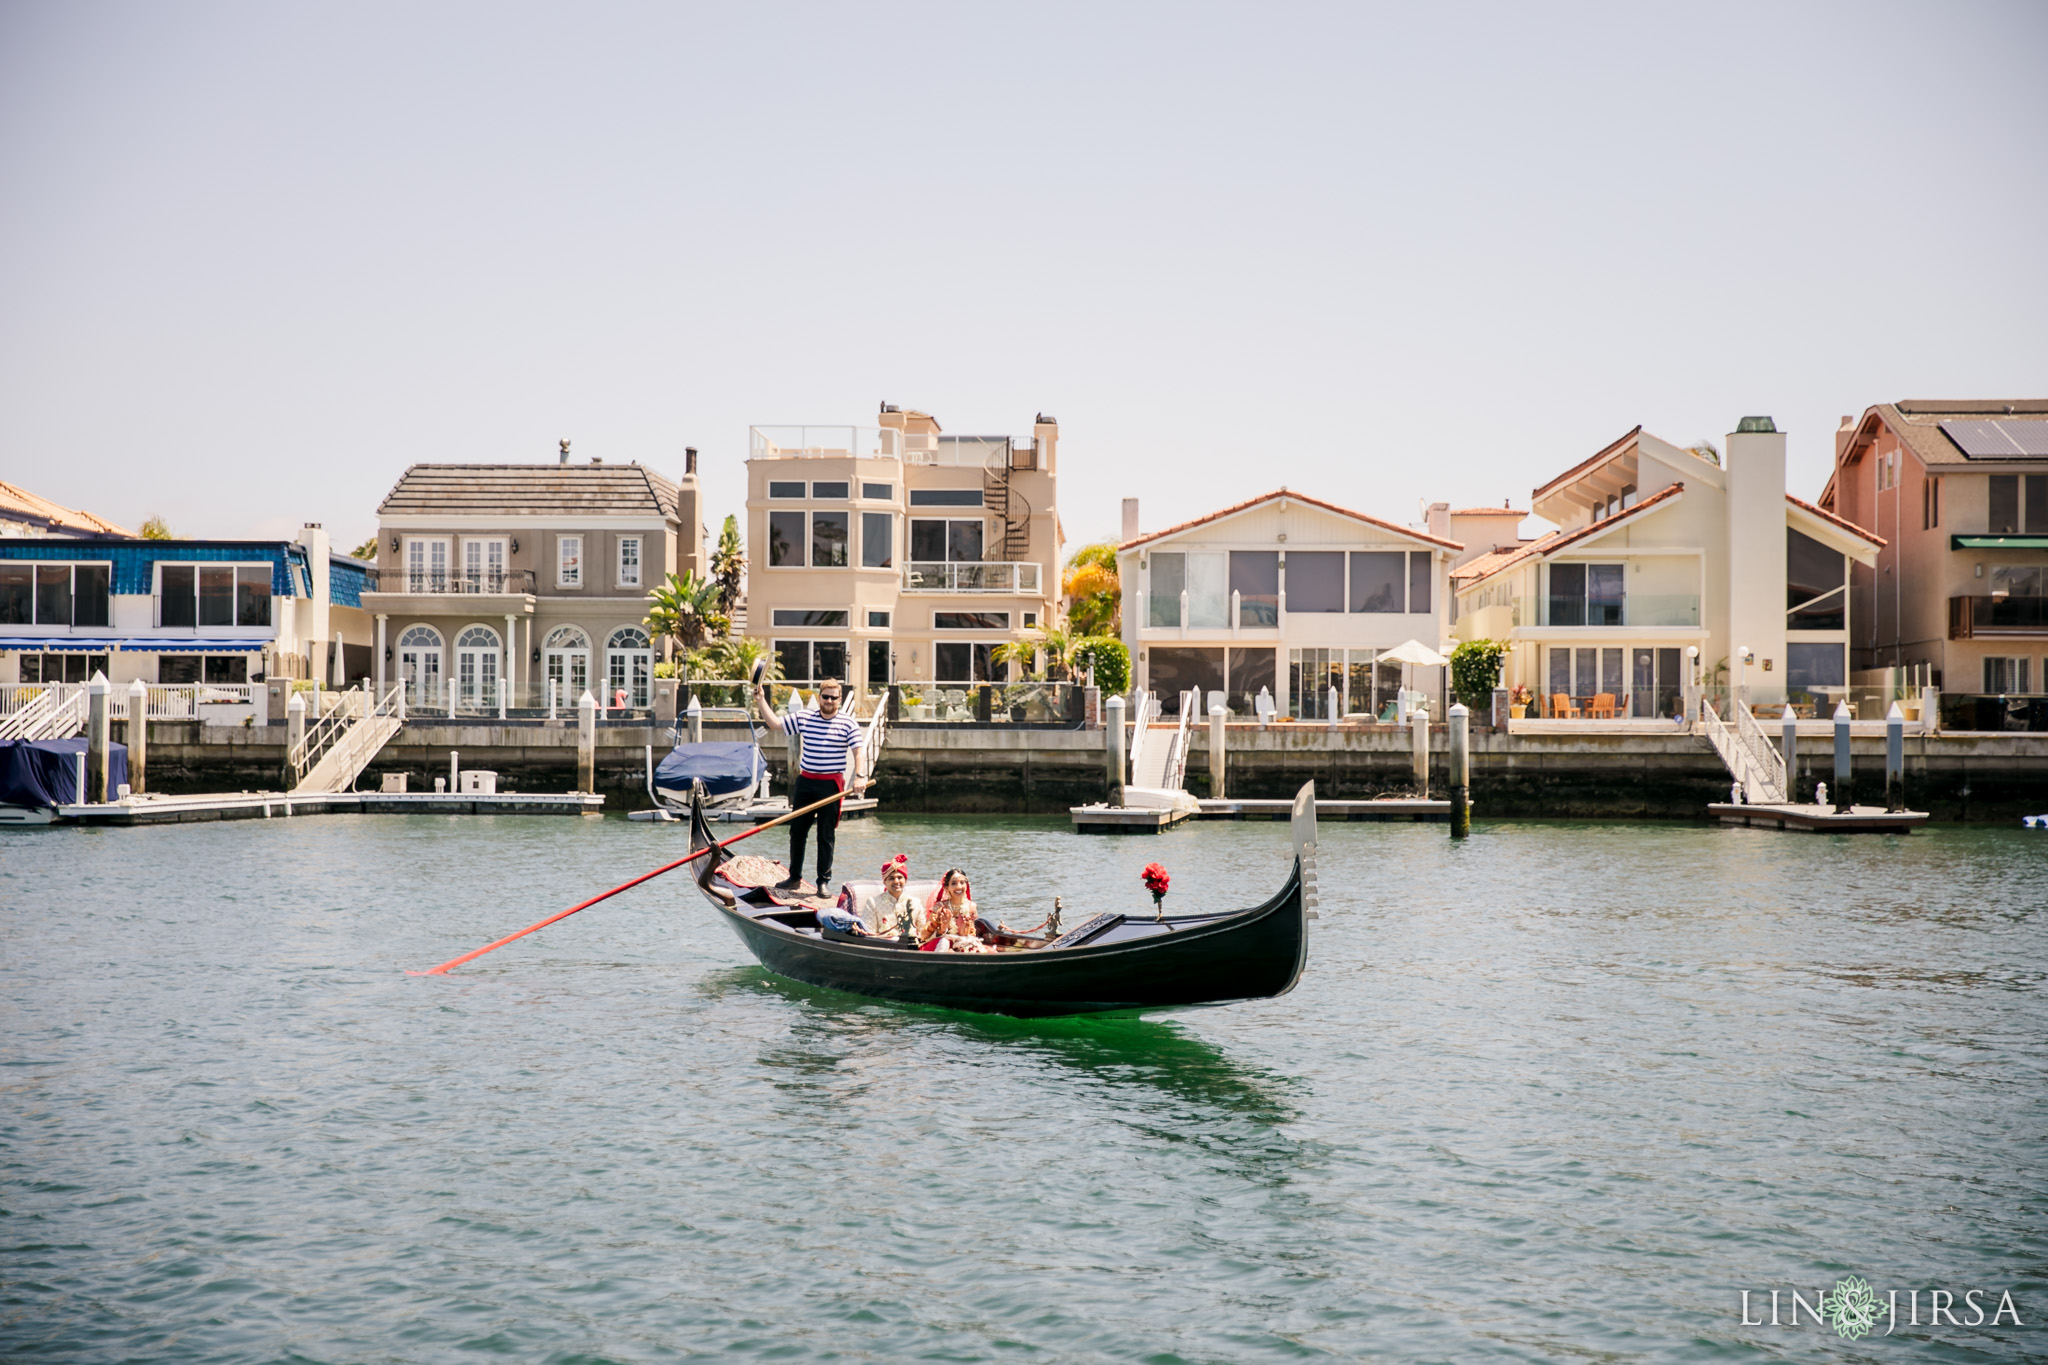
[784,708,862,777]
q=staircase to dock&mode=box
[1699,696,1785,804]
[0,684,89,742]
[292,684,405,793]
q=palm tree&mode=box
[992,625,1079,681]
[1063,543,1120,637]
[711,515,745,614]
[644,571,723,653]
[684,636,782,707]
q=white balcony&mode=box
[902,561,1042,594]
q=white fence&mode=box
[0,682,263,726]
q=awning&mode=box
[0,637,270,652]
[1951,535,2048,550]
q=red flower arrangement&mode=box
[1141,862,1170,919]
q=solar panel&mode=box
[1941,418,2048,458]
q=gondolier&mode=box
[752,666,865,896]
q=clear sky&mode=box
[3,1,2044,554]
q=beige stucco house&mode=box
[1453,419,1884,716]
[742,405,1062,691]
[360,452,704,712]
[1118,489,1461,718]
[1819,399,2048,708]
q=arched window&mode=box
[453,624,503,711]
[396,625,443,707]
[399,624,442,648]
[544,625,590,652]
[457,625,501,650]
[605,624,654,708]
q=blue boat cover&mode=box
[654,742,763,799]
[0,738,130,808]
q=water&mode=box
[2,813,2044,1362]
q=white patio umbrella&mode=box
[1377,639,1451,716]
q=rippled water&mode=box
[3,813,2044,1362]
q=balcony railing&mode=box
[1950,594,2048,639]
[902,561,1041,593]
[386,569,537,596]
[1537,593,1701,628]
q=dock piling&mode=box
[686,693,703,743]
[1781,704,1798,804]
[85,672,109,804]
[450,750,460,793]
[1105,694,1126,805]
[1327,686,1339,731]
[577,691,597,793]
[1832,700,1852,812]
[286,692,306,781]
[1208,702,1226,800]
[1448,701,1470,839]
[1886,702,1905,812]
[127,678,148,794]
[1410,707,1428,799]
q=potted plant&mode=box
[1510,683,1532,719]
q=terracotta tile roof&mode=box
[0,479,135,538]
[1450,537,1552,582]
[1453,484,1687,587]
[378,463,683,518]
[1531,425,1643,502]
[1119,487,1461,552]
[1786,492,1885,547]
[1450,506,1527,517]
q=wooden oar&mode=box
[408,786,851,976]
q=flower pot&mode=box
[1510,704,1527,719]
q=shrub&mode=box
[1450,639,1508,710]
[1070,637,1130,694]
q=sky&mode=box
[2,1,2045,555]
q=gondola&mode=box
[685,781,1319,1017]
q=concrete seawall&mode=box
[115,719,2048,822]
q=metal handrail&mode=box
[290,684,400,781]
[1732,698,1786,800]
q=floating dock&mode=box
[54,791,606,825]
[1069,803,1196,833]
[1706,801,1928,833]
[1198,797,1451,822]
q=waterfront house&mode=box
[1817,400,2048,714]
[742,406,1063,691]
[1117,490,1461,717]
[0,524,373,699]
[358,451,704,712]
[1451,419,1884,716]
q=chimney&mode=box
[1426,501,1451,541]
[559,439,571,466]
[685,446,698,476]
[1726,415,1788,706]
[1835,414,1857,462]
[1032,413,1059,472]
[1121,498,1140,543]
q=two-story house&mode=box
[1,521,373,693]
[1818,399,2048,701]
[360,451,704,712]
[743,405,1062,691]
[1117,489,1461,718]
[1453,419,1884,716]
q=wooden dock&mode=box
[1707,802,1928,833]
[631,796,880,824]
[1069,803,1196,833]
[55,791,606,825]
[1197,797,1452,822]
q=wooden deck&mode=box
[1068,803,1196,833]
[1199,797,1452,821]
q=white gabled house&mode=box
[1117,489,1461,718]
[1452,419,1884,717]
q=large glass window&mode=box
[617,537,641,587]
[557,535,582,587]
[867,639,891,684]
[407,537,450,592]
[1149,646,1226,713]
[1787,529,1847,631]
[861,482,893,500]
[158,655,202,684]
[811,481,849,499]
[811,511,849,567]
[205,656,249,684]
[1226,647,1275,717]
[199,567,235,626]
[1187,553,1228,628]
[1408,552,1433,615]
[910,519,983,562]
[771,609,849,627]
[933,641,996,682]
[862,512,894,568]
[0,564,28,624]
[1289,648,1343,718]
[1548,563,1625,626]
[235,567,271,627]
[768,480,805,499]
[35,566,71,625]
[909,488,983,508]
[934,611,1010,629]
[1349,552,1404,613]
[161,565,196,626]
[1983,656,2032,694]
[1149,552,1185,627]
[768,510,806,566]
[1788,642,1847,693]
[775,640,847,683]
[1286,552,1343,613]
[1230,552,1279,627]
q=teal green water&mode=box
[2,814,2044,1362]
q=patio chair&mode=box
[1550,692,1582,719]
[1588,692,1618,720]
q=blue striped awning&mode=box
[0,637,270,651]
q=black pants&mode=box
[787,774,845,884]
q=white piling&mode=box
[1781,704,1798,805]
[577,690,597,794]
[1411,707,1429,798]
[686,693,703,744]
[1886,701,1905,813]
[1327,685,1340,732]
[1105,694,1127,805]
[126,678,148,794]
[1208,701,1227,800]
[450,749,460,792]
[85,673,109,803]
[1448,700,1469,838]
[1832,700,1852,812]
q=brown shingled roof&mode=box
[1861,401,2048,470]
[378,463,682,518]
[1119,487,1461,552]
[0,479,135,537]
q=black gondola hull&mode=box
[689,792,1311,1017]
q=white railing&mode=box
[294,683,405,791]
[0,684,88,742]
[1126,691,1165,787]
[902,561,1042,593]
[290,682,400,785]
[1700,696,1784,804]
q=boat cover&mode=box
[654,742,763,799]
[0,738,129,808]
